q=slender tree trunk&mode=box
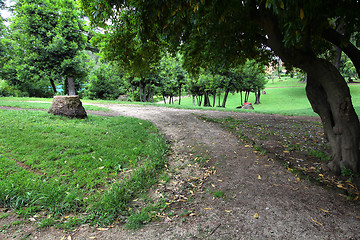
[203,92,211,107]
[212,91,216,107]
[193,95,196,106]
[143,85,147,102]
[221,89,229,107]
[67,76,76,96]
[332,46,342,70]
[131,85,135,102]
[163,95,166,104]
[240,91,243,105]
[218,94,221,107]
[50,79,57,94]
[139,83,142,102]
[197,95,203,106]
[178,87,182,105]
[254,90,261,104]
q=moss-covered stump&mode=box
[48,95,87,119]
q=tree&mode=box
[1,0,87,97]
[234,60,267,105]
[83,63,128,100]
[81,1,360,174]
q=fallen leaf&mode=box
[283,151,290,153]
[258,175,261,180]
[88,237,96,239]
[96,228,109,231]
[311,218,323,226]
[98,166,104,170]
[203,208,213,210]
[211,184,216,188]
[225,210,232,213]
[320,208,329,213]
[254,213,259,219]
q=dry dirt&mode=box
[1,104,360,240]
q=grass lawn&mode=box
[0,109,168,228]
[0,97,109,112]
[176,79,360,116]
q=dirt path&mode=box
[1,104,359,239]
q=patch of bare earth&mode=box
[1,104,359,240]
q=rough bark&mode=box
[305,60,360,174]
[258,8,360,174]
[67,77,76,96]
[48,95,87,119]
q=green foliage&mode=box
[83,64,128,100]
[1,0,88,97]
[0,109,168,227]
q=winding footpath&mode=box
[1,104,359,239]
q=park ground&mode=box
[0,103,359,239]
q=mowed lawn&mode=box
[0,109,168,228]
[178,77,360,116]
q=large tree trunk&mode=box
[305,59,360,174]
[258,8,360,174]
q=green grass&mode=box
[265,76,306,88]
[0,97,109,111]
[0,110,168,228]
[177,81,360,116]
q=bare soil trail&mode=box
[1,104,359,240]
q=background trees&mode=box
[0,0,87,97]
[81,0,360,174]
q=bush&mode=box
[83,65,129,100]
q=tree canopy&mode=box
[81,0,360,174]
[0,0,88,97]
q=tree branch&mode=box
[323,28,360,77]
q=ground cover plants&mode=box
[0,109,168,229]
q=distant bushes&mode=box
[82,65,129,100]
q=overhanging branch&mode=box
[323,28,360,77]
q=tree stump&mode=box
[48,95,87,119]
